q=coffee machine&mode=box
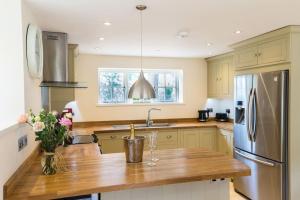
[198,109,211,122]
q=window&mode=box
[98,68,183,104]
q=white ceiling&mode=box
[25,0,300,58]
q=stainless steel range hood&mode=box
[40,31,87,88]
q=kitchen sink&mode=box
[112,123,171,129]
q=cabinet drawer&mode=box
[96,132,127,140]
[157,130,178,146]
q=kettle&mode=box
[198,110,209,122]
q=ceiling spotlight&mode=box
[176,31,189,39]
[235,30,241,34]
[104,22,111,26]
[207,42,212,46]
[99,37,105,41]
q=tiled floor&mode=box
[230,183,248,200]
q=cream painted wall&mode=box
[22,2,42,114]
[0,1,40,200]
[0,0,24,130]
[73,54,207,122]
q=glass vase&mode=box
[41,152,56,175]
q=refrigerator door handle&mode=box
[235,150,275,167]
[251,88,257,141]
[247,88,253,141]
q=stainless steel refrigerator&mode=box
[233,70,288,200]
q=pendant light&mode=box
[128,5,156,99]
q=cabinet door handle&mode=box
[166,135,172,139]
[257,52,262,56]
[110,135,117,139]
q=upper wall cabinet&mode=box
[207,54,234,99]
[231,29,291,69]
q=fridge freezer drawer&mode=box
[233,149,287,200]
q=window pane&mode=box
[100,72,112,87]
[144,72,156,87]
[158,73,165,87]
[157,88,165,101]
[166,73,176,87]
[111,72,124,87]
[100,86,111,103]
[165,87,176,102]
[128,72,139,87]
[99,72,124,103]
[112,87,125,103]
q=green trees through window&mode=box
[98,68,183,104]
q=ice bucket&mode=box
[123,136,145,163]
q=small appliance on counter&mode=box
[215,109,230,122]
[198,109,212,122]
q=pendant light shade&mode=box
[128,71,156,99]
[128,5,156,99]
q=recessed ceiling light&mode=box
[104,22,111,26]
[235,30,241,34]
[99,37,105,41]
[207,42,212,46]
[94,47,100,50]
[176,31,189,39]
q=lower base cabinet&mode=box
[96,127,232,155]
[96,132,127,154]
[217,129,233,157]
[179,128,217,151]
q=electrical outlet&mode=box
[18,135,28,152]
[207,108,213,113]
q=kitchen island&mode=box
[4,144,250,200]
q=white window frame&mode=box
[97,68,184,106]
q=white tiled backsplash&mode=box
[205,98,234,119]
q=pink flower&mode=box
[59,117,72,127]
[18,114,28,124]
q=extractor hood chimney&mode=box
[40,31,87,88]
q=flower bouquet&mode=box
[19,109,72,175]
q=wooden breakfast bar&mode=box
[4,144,250,200]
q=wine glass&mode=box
[147,131,158,166]
[151,132,159,162]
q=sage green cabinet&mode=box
[207,54,234,99]
[234,37,289,68]
[179,128,217,150]
[180,129,200,148]
[97,127,228,154]
[96,132,127,154]
[217,129,233,157]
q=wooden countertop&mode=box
[72,120,233,135]
[6,144,250,200]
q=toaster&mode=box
[215,113,229,122]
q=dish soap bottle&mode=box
[130,124,135,139]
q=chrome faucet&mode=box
[146,108,161,127]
